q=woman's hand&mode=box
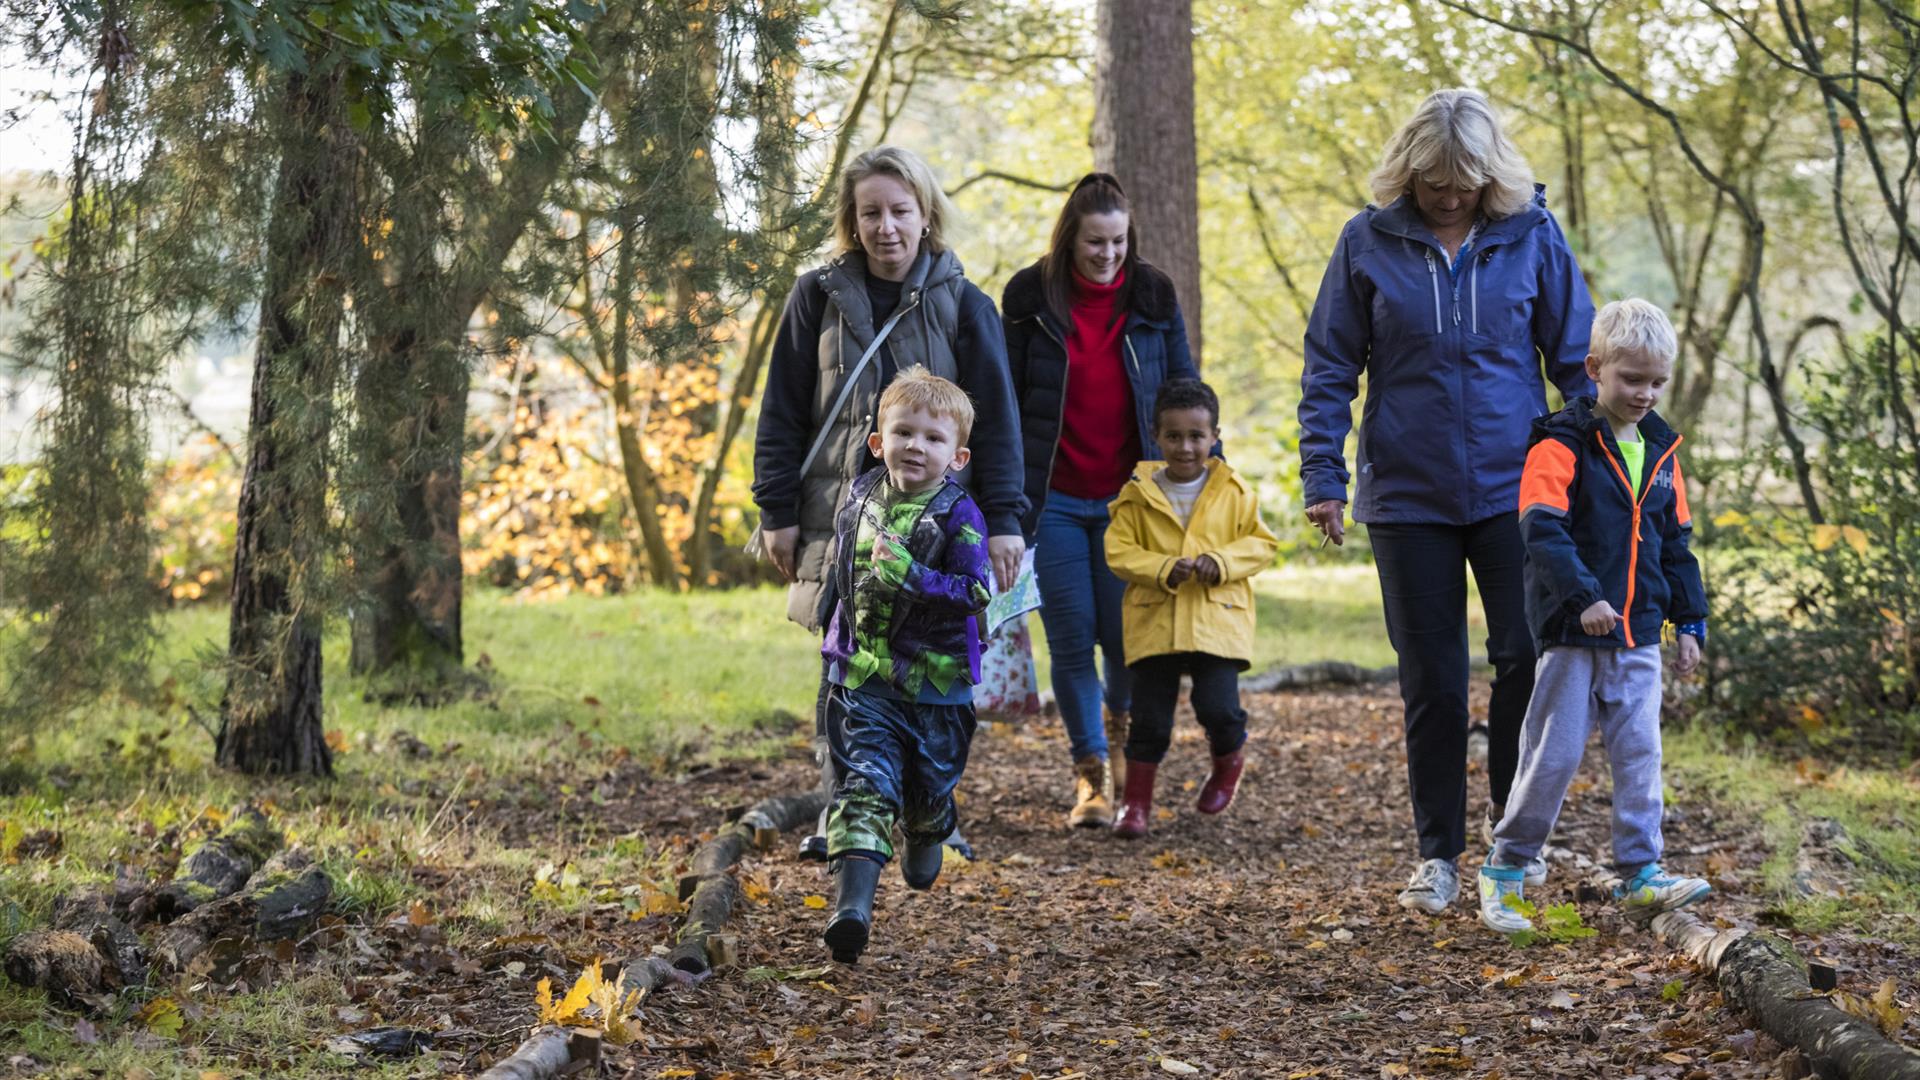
[765,525,800,583]
[1306,500,1347,547]
[987,534,1026,593]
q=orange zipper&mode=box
[1594,431,1684,648]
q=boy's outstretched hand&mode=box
[1675,633,1702,676]
[1579,599,1621,636]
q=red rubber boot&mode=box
[1111,760,1159,839]
[1196,749,1245,814]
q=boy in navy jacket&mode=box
[1478,299,1711,934]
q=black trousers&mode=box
[1369,515,1536,861]
[1125,652,1248,766]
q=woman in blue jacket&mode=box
[1003,174,1198,830]
[1297,89,1595,914]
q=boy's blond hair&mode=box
[1591,298,1678,367]
[878,367,975,445]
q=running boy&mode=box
[1479,299,1711,933]
[1104,379,1278,839]
[818,368,993,963]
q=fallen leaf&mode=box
[1549,989,1577,1010]
[801,894,828,910]
[1160,1059,1200,1075]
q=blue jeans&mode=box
[1033,491,1131,760]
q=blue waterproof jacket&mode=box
[1298,187,1596,525]
[1518,398,1708,651]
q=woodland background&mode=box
[0,2,1917,1075]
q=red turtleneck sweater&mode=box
[1051,269,1141,500]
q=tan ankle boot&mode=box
[1067,755,1114,828]
[1104,707,1130,794]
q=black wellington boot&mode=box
[901,838,944,891]
[823,855,882,964]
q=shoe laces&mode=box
[1410,858,1457,891]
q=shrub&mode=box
[1701,335,1920,756]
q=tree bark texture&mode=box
[1647,911,1920,1079]
[1092,0,1203,365]
[669,789,825,975]
[1717,933,1920,1080]
[351,8,633,677]
[150,807,284,919]
[476,1027,600,1080]
[218,64,356,776]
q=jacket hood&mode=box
[1002,258,1180,325]
[824,246,964,296]
[1533,396,1679,448]
[1111,459,1249,514]
[1368,183,1551,246]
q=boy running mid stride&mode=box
[819,369,994,963]
[1480,299,1712,933]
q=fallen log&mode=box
[152,848,332,972]
[1647,911,1920,1078]
[1242,659,1398,694]
[670,789,825,976]
[475,1026,599,1080]
[2,930,103,1005]
[150,807,284,920]
[52,890,146,988]
[669,874,741,973]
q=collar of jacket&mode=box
[1001,258,1180,337]
[821,246,963,305]
[1111,459,1246,518]
[1534,395,1680,453]
[1367,183,1551,248]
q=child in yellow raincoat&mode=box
[1103,379,1279,838]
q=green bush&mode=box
[1701,336,1920,755]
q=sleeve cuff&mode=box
[1675,620,1707,644]
[758,504,800,531]
[985,510,1024,539]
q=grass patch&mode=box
[1664,725,1920,942]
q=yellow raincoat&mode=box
[1104,460,1279,667]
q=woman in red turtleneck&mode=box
[1002,174,1199,830]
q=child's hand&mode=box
[1165,558,1194,587]
[1194,555,1222,586]
[1674,633,1702,676]
[871,532,912,587]
[1579,599,1620,636]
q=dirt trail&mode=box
[579,681,1917,1080]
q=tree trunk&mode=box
[1092,0,1203,365]
[350,6,633,678]
[348,322,469,688]
[218,65,356,777]
[608,210,684,590]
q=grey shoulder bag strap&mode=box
[746,301,915,559]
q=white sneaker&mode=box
[1466,724,1489,764]
[1483,808,1548,887]
[1477,862,1533,934]
[1398,858,1460,915]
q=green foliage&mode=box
[1,3,162,733]
[1702,334,1920,754]
[1506,899,1599,948]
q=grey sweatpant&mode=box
[1492,645,1665,875]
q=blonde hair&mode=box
[832,145,958,259]
[878,367,975,445]
[1590,298,1679,367]
[1369,89,1537,219]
